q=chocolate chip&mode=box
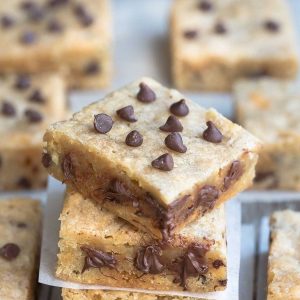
[137,82,156,103]
[28,89,45,103]
[183,30,198,39]
[0,243,20,261]
[47,19,64,33]
[62,154,74,180]
[17,177,31,189]
[1,101,16,116]
[219,279,227,287]
[198,0,213,11]
[254,171,274,183]
[73,4,94,27]
[94,114,113,134]
[24,109,43,123]
[178,244,209,290]
[202,121,223,143]
[213,259,225,269]
[151,153,174,171]
[116,105,137,122]
[84,61,100,75]
[81,246,117,273]
[20,31,37,44]
[26,5,45,22]
[198,185,220,209]
[20,1,35,10]
[214,22,227,34]
[42,153,52,168]
[223,160,243,190]
[15,74,31,90]
[47,0,69,7]
[1,15,15,28]
[17,222,27,228]
[165,133,187,153]
[125,130,143,147]
[160,115,183,132]
[135,245,164,274]
[264,20,280,32]
[170,99,189,117]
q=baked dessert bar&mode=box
[62,288,207,300]
[44,77,260,240]
[0,198,41,300]
[267,210,300,300]
[56,190,227,293]
[0,0,112,89]
[234,78,300,190]
[0,73,66,190]
[44,77,260,239]
[171,0,299,91]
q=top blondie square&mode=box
[43,77,260,240]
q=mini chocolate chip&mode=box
[213,259,225,269]
[165,133,187,153]
[42,153,52,168]
[202,121,223,143]
[24,109,43,123]
[116,105,137,122]
[151,153,174,171]
[47,19,63,33]
[223,160,243,190]
[94,114,113,134]
[17,177,31,189]
[160,115,183,132]
[62,154,74,180]
[135,245,164,274]
[84,61,100,75]
[1,15,15,28]
[27,5,45,22]
[0,243,20,261]
[28,89,45,103]
[198,0,213,11]
[183,30,198,39]
[1,101,16,116]
[15,74,31,90]
[125,130,143,147]
[198,185,220,209]
[73,4,94,27]
[214,22,227,34]
[264,20,280,32]
[17,222,27,228]
[20,1,35,10]
[20,31,37,44]
[137,82,156,103]
[170,99,189,117]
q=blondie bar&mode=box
[0,198,41,300]
[44,77,260,240]
[62,289,207,300]
[234,78,300,190]
[0,73,66,190]
[0,0,112,89]
[267,210,300,300]
[171,0,299,91]
[56,190,227,293]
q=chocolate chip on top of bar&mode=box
[44,77,260,240]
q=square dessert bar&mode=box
[57,190,227,293]
[171,0,299,91]
[0,0,112,89]
[44,77,260,240]
[267,210,300,300]
[234,78,300,190]
[0,73,66,190]
[62,289,208,300]
[0,198,41,300]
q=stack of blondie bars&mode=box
[43,77,260,298]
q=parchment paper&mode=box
[39,177,241,300]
